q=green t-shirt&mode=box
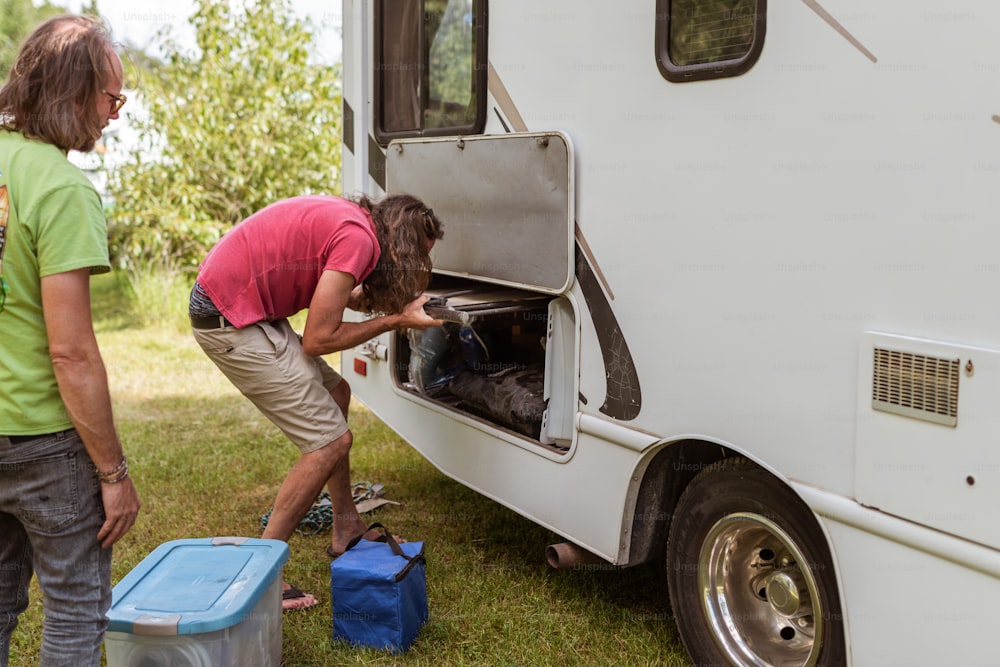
[0,131,111,435]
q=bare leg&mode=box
[261,431,351,542]
[327,450,372,554]
[263,430,351,609]
[325,380,370,553]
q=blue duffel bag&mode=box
[331,523,427,653]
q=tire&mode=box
[666,457,846,666]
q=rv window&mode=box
[375,0,487,144]
[655,0,766,82]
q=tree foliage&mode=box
[0,0,68,80]
[668,0,757,66]
[427,0,478,129]
[107,0,342,270]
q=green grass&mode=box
[9,271,692,667]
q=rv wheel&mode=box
[666,457,846,667]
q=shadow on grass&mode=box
[406,462,682,641]
[92,389,690,666]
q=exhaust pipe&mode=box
[545,542,607,570]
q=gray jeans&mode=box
[0,430,111,667]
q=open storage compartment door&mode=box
[386,132,575,294]
[385,132,577,453]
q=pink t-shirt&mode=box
[197,196,380,327]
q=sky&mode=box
[60,0,343,64]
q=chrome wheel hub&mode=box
[698,512,823,667]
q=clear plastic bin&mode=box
[104,537,289,667]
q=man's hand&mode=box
[97,477,141,548]
[398,295,444,330]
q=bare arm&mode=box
[42,269,140,548]
[301,270,443,357]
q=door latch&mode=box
[358,341,388,361]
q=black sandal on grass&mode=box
[282,584,319,612]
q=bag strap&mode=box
[344,522,412,561]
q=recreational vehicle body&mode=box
[339,1,1000,664]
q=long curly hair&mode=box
[0,15,116,152]
[352,193,444,315]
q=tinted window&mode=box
[656,0,766,82]
[375,0,487,143]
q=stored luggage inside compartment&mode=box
[394,276,574,452]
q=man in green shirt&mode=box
[0,14,140,666]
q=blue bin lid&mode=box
[108,537,290,636]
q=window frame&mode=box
[654,0,767,83]
[374,0,488,146]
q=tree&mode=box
[107,0,342,270]
[668,0,757,66]
[0,0,66,80]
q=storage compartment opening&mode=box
[393,275,575,453]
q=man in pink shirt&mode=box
[189,194,443,610]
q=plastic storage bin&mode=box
[105,536,289,667]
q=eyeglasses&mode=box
[102,89,127,113]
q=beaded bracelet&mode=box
[97,455,129,484]
[100,464,129,484]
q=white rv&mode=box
[339,1,1000,664]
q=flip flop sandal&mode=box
[282,584,319,612]
[352,481,401,513]
[351,481,384,503]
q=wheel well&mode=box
[625,439,730,565]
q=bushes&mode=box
[106,0,342,272]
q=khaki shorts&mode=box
[192,319,347,453]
